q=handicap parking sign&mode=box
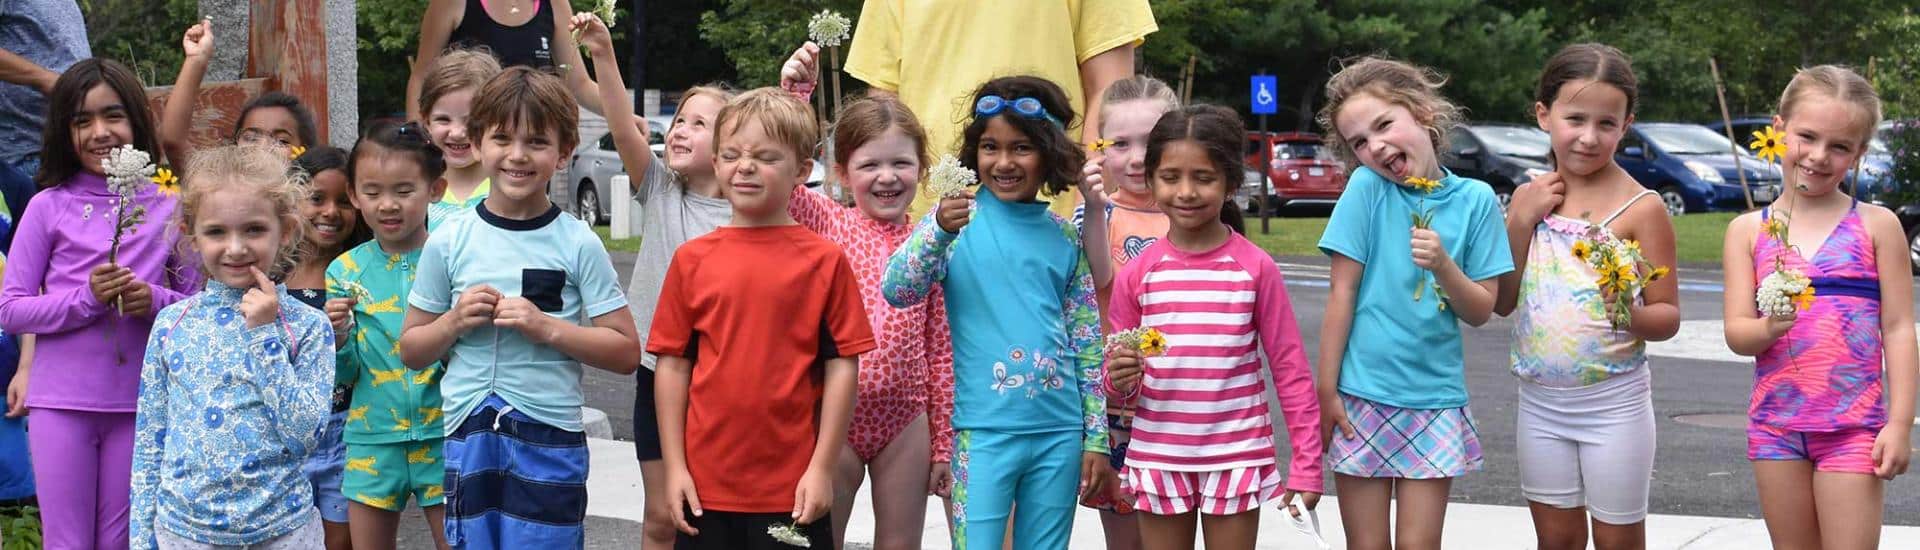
[1250,75,1278,115]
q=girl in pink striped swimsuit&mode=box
[1104,105,1322,549]
[1721,65,1915,550]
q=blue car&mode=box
[1617,123,1782,215]
[1707,117,1896,201]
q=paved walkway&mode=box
[579,439,1920,549]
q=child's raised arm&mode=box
[1867,205,1915,479]
[570,13,654,193]
[159,20,214,167]
[547,0,606,116]
[1721,213,1788,356]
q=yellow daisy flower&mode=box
[1089,139,1114,152]
[288,145,307,160]
[1405,176,1442,194]
[1749,126,1785,164]
[1572,241,1592,261]
[1138,328,1167,356]
[1649,266,1670,282]
[151,167,180,196]
[1793,286,1816,311]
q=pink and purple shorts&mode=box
[1746,422,1877,474]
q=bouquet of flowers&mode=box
[926,154,977,199]
[1405,177,1448,308]
[103,145,157,270]
[1106,326,1166,357]
[1571,220,1669,330]
[766,522,810,547]
[1749,125,1815,319]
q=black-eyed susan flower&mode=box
[1750,125,1785,164]
[151,166,179,196]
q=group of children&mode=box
[0,8,1910,550]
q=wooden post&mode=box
[1709,57,1755,211]
[1182,54,1197,106]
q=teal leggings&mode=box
[949,429,1081,550]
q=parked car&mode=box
[1616,123,1782,216]
[1442,123,1551,211]
[564,121,826,225]
[1706,117,1897,201]
[1900,201,1919,274]
[1243,131,1345,213]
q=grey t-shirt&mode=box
[0,0,90,167]
[627,156,731,370]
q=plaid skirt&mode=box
[1327,393,1483,479]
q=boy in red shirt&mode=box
[647,88,874,549]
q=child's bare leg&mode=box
[868,415,931,550]
[1391,478,1451,550]
[1753,460,1821,549]
[639,460,677,550]
[831,440,866,550]
[1525,502,1589,550]
[1588,517,1645,550]
[346,502,400,550]
[1099,510,1142,550]
[421,505,450,550]
[1334,474,1393,550]
[1136,512,1197,550]
[1197,510,1259,550]
[1812,471,1883,550]
[322,520,353,550]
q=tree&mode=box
[80,0,198,87]
[696,0,862,89]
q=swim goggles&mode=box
[974,95,1063,128]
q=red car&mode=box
[1244,131,1346,213]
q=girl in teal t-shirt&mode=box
[1312,57,1514,548]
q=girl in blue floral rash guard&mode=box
[130,145,334,549]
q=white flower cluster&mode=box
[925,154,976,199]
[103,144,156,197]
[766,522,811,547]
[1756,269,1811,318]
[807,10,852,48]
[588,0,616,27]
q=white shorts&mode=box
[156,515,324,550]
[1516,367,1655,525]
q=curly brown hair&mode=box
[1315,56,1463,168]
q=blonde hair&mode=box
[715,87,820,163]
[1098,75,1180,135]
[832,95,928,173]
[675,84,736,122]
[419,48,504,118]
[1316,56,1464,166]
[175,145,310,279]
[1778,65,1882,143]
[468,66,580,153]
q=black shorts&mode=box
[632,366,663,462]
[675,509,832,549]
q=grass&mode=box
[594,212,1742,266]
[593,226,642,254]
[1239,212,1739,266]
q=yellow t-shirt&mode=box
[845,0,1157,218]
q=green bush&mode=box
[1883,119,1920,205]
[0,505,41,550]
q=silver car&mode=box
[564,119,827,225]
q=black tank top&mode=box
[448,0,556,70]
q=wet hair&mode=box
[1145,105,1248,234]
[958,76,1083,196]
[1098,75,1180,135]
[175,144,309,279]
[831,95,929,175]
[347,121,448,189]
[419,48,504,118]
[1536,43,1639,115]
[36,58,161,189]
[234,91,320,148]
[1315,56,1463,167]
[1777,65,1882,144]
[467,66,579,154]
[293,145,371,257]
[715,87,822,167]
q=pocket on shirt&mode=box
[521,269,567,313]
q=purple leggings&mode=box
[29,408,135,550]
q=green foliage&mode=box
[1882,120,1920,204]
[0,506,41,550]
[79,0,198,87]
[696,0,863,88]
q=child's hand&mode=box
[1508,172,1564,225]
[927,461,953,497]
[325,297,357,346]
[1873,424,1912,480]
[1279,489,1322,514]
[1410,227,1454,272]
[181,20,214,60]
[492,296,558,345]
[778,41,821,100]
[446,285,501,335]
[89,263,133,305]
[120,279,154,317]
[1079,159,1108,210]
[1318,394,1355,450]
[5,369,26,418]
[1764,309,1798,339]
[568,13,613,58]
[792,465,832,525]
[936,190,975,234]
[1078,452,1113,503]
[239,267,280,329]
[666,466,702,535]
[1105,346,1142,394]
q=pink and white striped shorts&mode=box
[1123,463,1282,516]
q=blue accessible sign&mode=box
[1250,75,1278,115]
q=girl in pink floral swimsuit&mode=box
[1721,64,1915,550]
